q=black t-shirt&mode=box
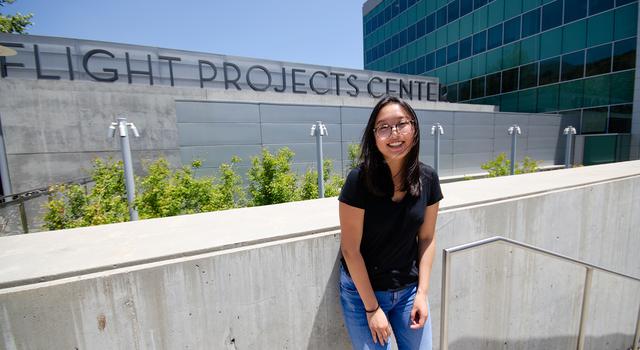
[338,162,443,291]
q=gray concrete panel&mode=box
[179,145,263,168]
[453,152,495,173]
[340,107,371,123]
[178,123,261,146]
[176,102,260,123]
[263,142,342,164]
[454,111,495,125]
[341,124,367,142]
[261,123,342,143]
[259,105,341,123]
[416,110,455,125]
[454,125,495,139]
[454,139,494,154]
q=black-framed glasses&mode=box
[373,120,415,139]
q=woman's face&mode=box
[373,103,415,164]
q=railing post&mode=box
[18,200,28,233]
[633,304,640,350]
[440,249,451,350]
[576,268,593,350]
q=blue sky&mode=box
[5,0,365,69]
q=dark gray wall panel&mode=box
[261,123,341,143]
[178,123,261,146]
[259,105,341,123]
[341,107,371,123]
[264,142,342,164]
[180,145,263,168]
[176,102,260,123]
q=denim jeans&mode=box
[339,265,432,350]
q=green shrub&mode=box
[481,152,541,177]
[247,148,299,206]
[347,143,361,170]
[299,159,345,200]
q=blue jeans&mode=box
[339,265,432,350]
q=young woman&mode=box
[338,96,443,350]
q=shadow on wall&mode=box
[449,334,635,350]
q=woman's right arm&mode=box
[339,201,392,345]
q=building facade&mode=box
[363,0,640,163]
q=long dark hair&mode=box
[359,96,421,197]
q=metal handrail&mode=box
[439,236,640,350]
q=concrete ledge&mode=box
[0,160,638,289]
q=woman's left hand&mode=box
[409,294,428,329]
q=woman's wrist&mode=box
[365,304,380,313]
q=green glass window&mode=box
[448,19,461,44]
[562,19,587,54]
[459,12,473,37]
[502,67,519,92]
[426,33,436,52]
[537,85,560,112]
[609,104,632,133]
[437,7,447,28]
[540,27,562,59]
[426,52,435,71]
[518,89,538,113]
[460,36,472,59]
[613,37,637,71]
[614,3,638,40]
[447,43,459,63]
[486,72,502,95]
[561,50,585,81]
[520,63,539,89]
[505,0,522,19]
[447,83,459,102]
[488,24,503,49]
[583,75,611,107]
[472,76,486,98]
[447,62,460,82]
[473,31,487,54]
[559,80,584,110]
[586,44,612,76]
[542,0,563,31]
[504,16,521,44]
[500,91,519,112]
[448,0,460,22]
[522,8,541,38]
[502,42,521,69]
[472,53,487,76]
[586,10,614,47]
[436,47,447,67]
[520,35,540,65]
[461,0,473,16]
[473,6,489,32]
[581,107,608,134]
[436,27,448,48]
[459,57,472,80]
[589,0,614,16]
[523,0,541,12]
[610,70,635,104]
[486,47,503,72]
[565,0,587,23]
[459,80,471,100]
[426,13,436,34]
[487,0,505,27]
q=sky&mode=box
[5,0,366,69]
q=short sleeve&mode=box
[338,168,366,209]
[424,166,444,206]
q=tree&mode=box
[0,0,33,34]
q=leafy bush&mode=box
[481,152,541,177]
[347,143,361,170]
[299,159,345,200]
[247,148,300,206]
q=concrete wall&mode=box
[1,161,639,349]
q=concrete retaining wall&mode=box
[0,161,639,349]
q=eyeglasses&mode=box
[373,120,414,139]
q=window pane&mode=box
[559,80,584,110]
[520,62,538,89]
[613,37,637,71]
[460,37,472,59]
[502,67,519,92]
[473,31,487,54]
[426,13,436,33]
[417,19,426,38]
[539,57,561,85]
[564,0,587,23]
[448,83,459,102]
[448,42,459,63]
[542,0,563,31]
[408,24,417,43]
[486,72,502,95]
[561,50,585,81]
[504,16,521,44]
[472,53,487,76]
[486,47,503,72]
[447,62,459,81]
[609,104,632,133]
[459,58,472,79]
[505,0,523,18]
[436,47,447,67]
[488,24,503,49]
[393,35,400,51]
[472,76,486,98]
[520,35,540,64]
[587,11,614,47]
[518,89,538,112]
[540,27,563,59]
[400,29,408,47]
[459,80,471,100]
[502,42,521,69]
[614,3,638,40]
[488,0,505,26]
[448,0,460,22]
[581,107,608,134]
[501,91,519,111]
[586,44,612,76]
[589,0,614,16]
[522,9,541,38]
[417,56,426,74]
[616,0,636,5]
[610,70,635,104]
[426,52,435,71]
[537,84,560,112]
[437,7,448,27]
[461,0,474,16]
[583,75,611,107]
[562,19,587,54]
[474,0,488,10]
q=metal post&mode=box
[310,121,327,198]
[439,249,451,350]
[18,200,28,233]
[110,117,140,221]
[633,304,640,350]
[0,116,13,197]
[431,123,444,174]
[507,125,521,175]
[576,268,593,350]
[563,126,577,168]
